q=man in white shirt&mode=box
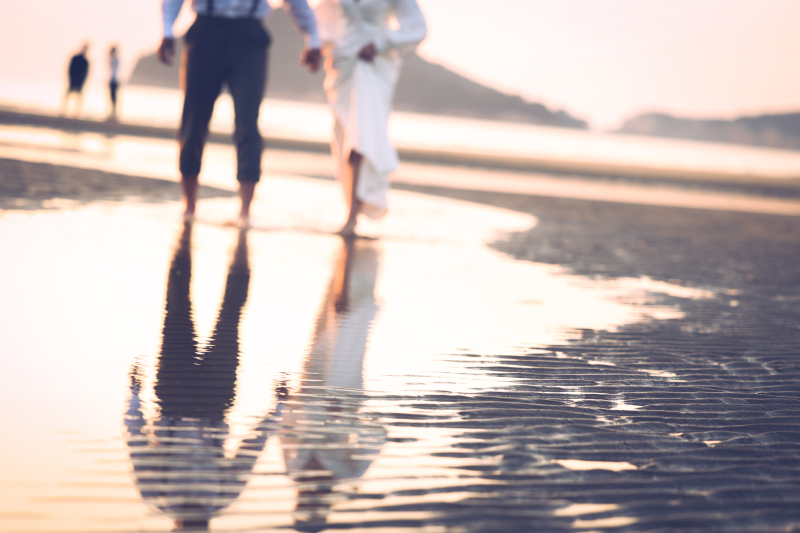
[158,0,321,227]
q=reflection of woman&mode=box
[280,238,387,531]
[315,0,427,236]
[124,223,271,532]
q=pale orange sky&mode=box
[1,0,799,129]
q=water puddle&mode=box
[0,128,721,531]
[552,460,638,472]
[573,516,638,529]
[553,503,620,517]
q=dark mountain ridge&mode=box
[618,111,800,151]
[128,8,587,129]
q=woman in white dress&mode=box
[314,0,427,236]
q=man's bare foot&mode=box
[224,216,251,230]
[180,174,199,219]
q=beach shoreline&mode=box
[4,105,800,189]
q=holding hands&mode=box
[358,43,377,62]
[157,38,176,66]
[301,48,322,72]
[300,42,376,73]
[159,36,321,73]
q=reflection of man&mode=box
[279,238,387,531]
[157,0,322,227]
[61,43,90,117]
[125,223,272,531]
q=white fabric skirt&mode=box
[325,53,401,218]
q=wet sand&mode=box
[400,185,800,532]
[1,118,799,533]
[0,157,234,210]
[5,105,800,186]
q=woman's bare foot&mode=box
[337,150,362,238]
[336,219,357,237]
[182,203,195,220]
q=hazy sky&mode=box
[2,0,799,128]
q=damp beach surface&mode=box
[1,121,800,532]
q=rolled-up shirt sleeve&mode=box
[283,0,322,49]
[374,0,427,54]
[162,0,185,38]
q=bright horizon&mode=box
[2,0,799,129]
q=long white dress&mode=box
[315,0,427,218]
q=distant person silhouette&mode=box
[108,46,120,121]
[315,0,427,236]
[124,223,276,531]
[279,237,387,531]
[61,43,90,117]
[157,0,323,228]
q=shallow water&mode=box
[4,123,800,218]
[0,209,703,532]
[0,140,720,531]
[3,115,800,531]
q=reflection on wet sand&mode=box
[279,238,387,532]
[123,231,386,531]
[124,223,271,532]
[3,120,799,531]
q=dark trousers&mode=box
[109,80,119,105]
[179,15,271,183]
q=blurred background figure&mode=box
[60,43,90,117]
[315,0,427,236]
[279,237,387,532]
[124,223,272,532]
[108,45,120,121]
